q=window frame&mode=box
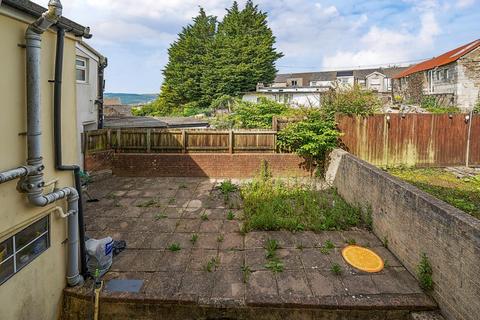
[76,56,88,83]
[0,215,50,285]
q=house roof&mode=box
[394,39,480,79]
[274,66,408,84]
[1,0,91,38]
[104,116,168,129]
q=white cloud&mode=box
[457,0,475,8]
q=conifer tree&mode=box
[159,8,216,114]
[202,1,283,103]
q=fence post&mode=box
[182,130,186,153]
[106,129,111,149]
[116,129,121,151]
[273,132,278,153]
[146,129,151,153]
[229,130,234,154]
[272,116,278,131]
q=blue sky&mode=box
[34,0,480,93]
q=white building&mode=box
[243,67,407,107]
[75,41,107,167]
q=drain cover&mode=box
[104,279,144,293]
[342,245,384,273]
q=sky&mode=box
[33,0,480,93]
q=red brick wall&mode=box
[85,150,114,172]
[111,153,312,178]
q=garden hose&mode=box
[94,280,103,320]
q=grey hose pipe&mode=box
[0,167,30,184]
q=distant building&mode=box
[242,67,407,107]
[75,41,107,167]
[393,39,480,111]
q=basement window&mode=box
[0,216,50,285]
[76,57,88,83]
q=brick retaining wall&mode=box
[327,149,480,320]
[106,153,312,178]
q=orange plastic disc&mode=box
[342,245,384,273]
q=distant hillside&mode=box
[104,93,157,105]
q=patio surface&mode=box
[64,176,436,319]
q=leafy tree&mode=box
[201,1,283,104]
[158,8,217,114]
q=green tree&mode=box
[201,1,283,104]
[159,8,217,114]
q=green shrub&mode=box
[474,100,480,114]
[421,96,460,114]
[277,108,340,169]
[211,98,289,129]
[322,84,381,116]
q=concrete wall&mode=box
[327,149,480,320]
[95,153,312,178]
[0,8,80,320]
[76,42,99,168]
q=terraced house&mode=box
[394,39,480,111]
[0,1,97,318]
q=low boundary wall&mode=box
[327,149,480,320]
[86,152,312,178]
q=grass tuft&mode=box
[330,263,342,275]
[417,253,433,291]
[168,243,181,252]
[190,233,198,245]
[227,210,235,220]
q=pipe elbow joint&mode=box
[67,274,84,287]
[27,193,49,207]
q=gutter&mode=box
[1,0,91,38]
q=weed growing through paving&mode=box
[330,263,342,275]
[168,198,176,205]
[179,183,188,189]
[265,239,279,259]
[200,212,209,221]
[264,239,284,273]
[241,264,252,283]
[320,240,335,255]
[296,243,304,251]
[227,210,235,220]
[136,199,158,208]
[155,213,167,220]
[219,180,237,194]
[241,168,363,232]
[105,193,117,200]
[383,237,389,249]
[168,243,181,252]
[265,259,284,273]
[346,238,356,245]
[204,257,220,272]
[216,234,224,243]
[190,234,198,245]
[417,253,433,291]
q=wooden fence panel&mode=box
[150,130,183,152]
[469,115,480,166]
[338,114,475,167]
[234,131,276,152]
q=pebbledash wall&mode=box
[86,152,312,178]
[326,149,480,320]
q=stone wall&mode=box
[458,47,480,111]
[327,149,480,320]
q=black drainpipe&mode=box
[53,27,87,278]
[96,58,107,129]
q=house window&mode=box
[76,57,88,83]
[444,69,449,80]
[0,216,50,285]
[291,80,298,86]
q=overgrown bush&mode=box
[277,108,340,172]
[421,96,460,114]
[211,97,289,129]
[322,84,381,116]
[474,100,480,114]
[241,167,363,232]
